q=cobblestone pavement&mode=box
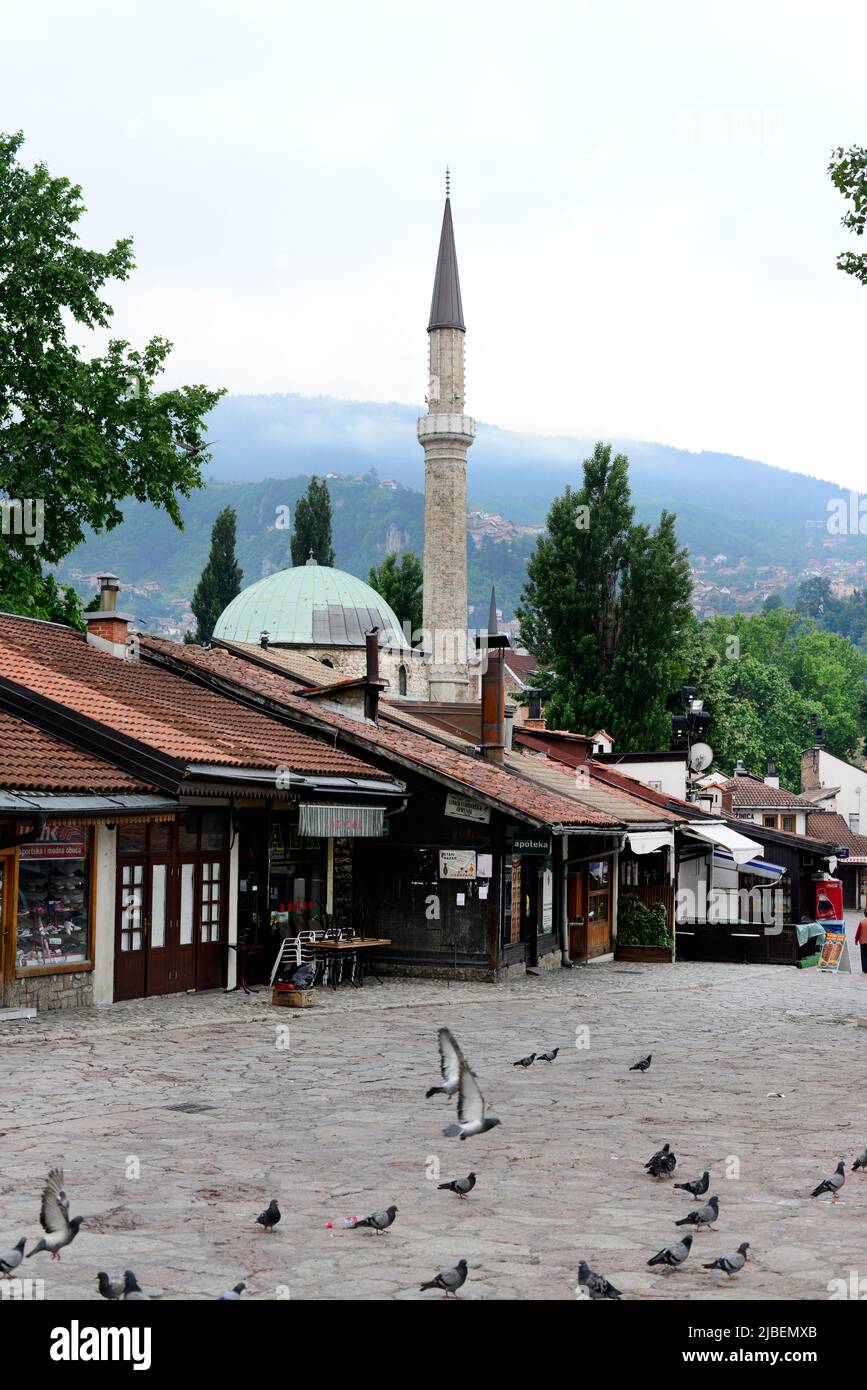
[0,917,865,1301]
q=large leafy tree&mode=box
[516,441,693,747]
[829,145,867,285]
[186,506,243,645]
[290,475,334,566]
[368,550,423,636]
[0,131,224,623]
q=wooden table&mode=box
[309,937,391,989]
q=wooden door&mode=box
[567,868,586,960]
[196,856,226,991]
[174,858,198,993]
[115,859,147,1001]
[144,858,173,996]
[587,859,612,957]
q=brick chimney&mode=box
[85,574,134,659]
[477,587,510,763]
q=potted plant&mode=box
[615,895,674,962]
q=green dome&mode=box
[213,560,411,649]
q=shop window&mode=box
[200,862,222,943]
[149,822,172,854]
[16,826,91,970]
[117,824,148,855]
[178,810,199,851]
[587,858,611,927]
[119,862,144,953]
[200,812,227,851]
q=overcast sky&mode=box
[3,0,867,487]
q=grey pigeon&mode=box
[513,1053,536,1068]
[420,1258,468,1298]
[437,1172,476,1198]
[647,1234,693,1269]
[427,1027,465,1099]
[538,1049,560,1063]
[26,1168,83,1261]
[255,1199,281,1232]
[676,1195,720,1230]
[356,1204,397,1234]
[704,1242,750,1277]
[218,1282,247,1299]
[811,1160,846,1200]
[122,1270,150,1300]
[444,1061,501,1140]
[577,1258,622,1300]
[644,1142,671,1170]
[0,1238,26,1278]
[630,1054,652,1072]
[645,1143,676,1179]
[851,1147,867,1173]
[96,1271,124,1300]
[674,1170,710,1200]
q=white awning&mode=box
[626,830,674,855]
[683,824,763,865]
[712,848,785,881]
[298,804,385,838]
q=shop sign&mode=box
[18,825,87,860]
[439,849,477,879]
[513,832,551,856]
[445,794,491,824]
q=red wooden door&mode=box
[115,860,147,1001]
[196,856,226,991]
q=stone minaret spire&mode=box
[418,181,475,702]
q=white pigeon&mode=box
[426,1027,465,1099]
[443,1061,501,1140]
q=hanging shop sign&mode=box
[444,794,491,824]
[513,832,551,856]
[298,804,384,838]
[439,849,477,879]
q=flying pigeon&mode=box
[177,438,218,458]
[676,1195,720,1231]
[0,1239,26,1278]
[704,1243,750,1277]
[437,1172,476,1198]
[577,1259,622,1300]
[96,1272,124,1301]
[811,1160,846,1200]
[122,1270,150,1300]
[851,1147,867,1173]
[218,1282,247,1299]
[513,1053,536,1068]
[356,1204,398,1234]
[420,1259,468,1298]
[538,1048,560,1063]
[255,1199,281,1232]
[26,1168,83,1260]
[674,1171,710,1200]
[426,1027,465,1099]
[630,1055,652,1072]
[444,1061,501,1140]
[647,1234,693,1269]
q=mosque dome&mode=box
[212,558,411,650]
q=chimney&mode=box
[765,758,780,789]
[733,759,748,776]
[364,628,381,723]
[85,574,134,659]
[477,587,510,763]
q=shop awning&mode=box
[0,791,178,818]
[712,848,785,880]
[682,824,763,865]
[299,803,386,838]
[626,830,674,855]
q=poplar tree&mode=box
[187,506,242,644]
[291,476,335,566]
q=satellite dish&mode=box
[689,742,714,773]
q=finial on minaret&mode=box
[445,165,450,199]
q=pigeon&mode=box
[122,1270,150,1300]
[97,1272,125,1301]
[437,1172,476,1198]
[538,1049,560,1063]
[704,1243,750,1277]
[646,1143,677,1179]
[674,1170,710,1200]
[577,1258,622,1300]
[676,1195,720,1231]
[444,1061,501,1140]
[217,1282,247,1299]
[644,1142,671,1170]
[26,1169,83,1261]
[0,1239,26,1278]
[420,1259,468,1298]
[851,1147,867,1173]
[647,1234,693,1269]
[513,1054,536,1068]
[811,1160,846,1201]
[426,1027,465,1099]
[356,1204,398,1234]
[630,1054,652,1072]
[255,1199,281,1232]
[177,438,218,458]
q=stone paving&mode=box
[0,917,865,1301]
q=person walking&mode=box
[856,911,867,974]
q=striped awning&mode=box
[299,803,385,838]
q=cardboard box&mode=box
[272,987,317,1008]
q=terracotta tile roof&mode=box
[504,651,539,685]
[806,811,867,862]
[721,776,812,809]
[0,710,155,793]
[503,749,684,823]
[0,615,378,779]
[139,637,620,829]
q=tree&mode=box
[829,145,867,285]
[0,131,224,623]
[186,507,243,645]
[516,442,693,747]
[290,476,334,566]
[368,551,423,635]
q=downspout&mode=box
[559,832,571,967]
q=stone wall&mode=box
[5,970,94,1012]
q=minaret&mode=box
[418,174,475,702]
